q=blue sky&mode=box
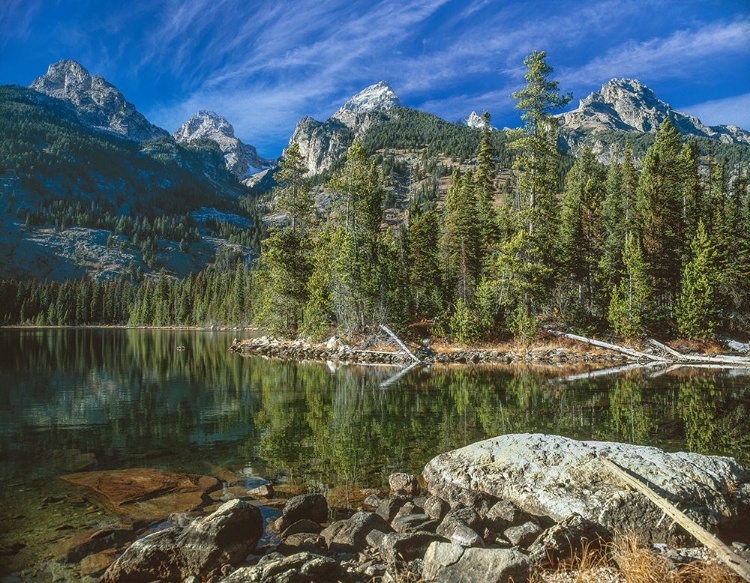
[1,0,749,157]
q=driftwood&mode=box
[648,338,750,367]
[550,330,750,367]
[548,331,666,362]
[600,457,750,582]
[379,324,421,364]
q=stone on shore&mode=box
[423,433,750,543]
[422,542,530,582]
[275,493,328,532]
[61,468,220,521]
[221,551,347,582]
[101,499,262,582]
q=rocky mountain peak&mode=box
[460,111,493,130]
[174,110,236,141]
[559,77,750,155]
[30,59,169,142]
[332,81,399,128]
[174,111,275,181]
[29,60,93,99]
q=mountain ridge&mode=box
[558,78,750,159]
[174,110,276,183]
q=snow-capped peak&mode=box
[174,110,236,141]
[460,111,493,130]
[332,81,399,129]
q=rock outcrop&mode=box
[30,60,169,142]
[558,78,750,160]
[423,433,750,543]
[289,81,399,174]
[101,499,263,582]
[174,110,276,181]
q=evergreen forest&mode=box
[1,51,749,343]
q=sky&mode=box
[1,0,749,157]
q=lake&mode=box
[0,328,748,580]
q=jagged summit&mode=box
[560,78,750,145]
[30,60,169,142]
[459,111,494,130]
[174,110,236,139]
[174,110,275,180]
[332,81,399,128]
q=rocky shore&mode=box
[48,435,750,582]
[229,335,635,366]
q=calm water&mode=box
[0,328,749,578]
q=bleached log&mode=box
[379,324,421,363]
[601,457,750,582]
[648,338,750,366]
[548,331,667,362]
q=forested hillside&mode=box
[2,52,749,342]
[0,85,263,279]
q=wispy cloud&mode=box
[559,17,750,88]
[0,0,42,44]
[679,93,750,131]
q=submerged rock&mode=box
[423,433,750,543]
[61,468,219,521]
[101,499,262,582]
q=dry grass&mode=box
[531,534,745,583]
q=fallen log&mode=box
[600,457,750,581]
[548,331,666,362]
[379,324,421,364]
[648,338,750,366]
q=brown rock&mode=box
[56,526,134,563]
[61,468,219,521]
[101,499,262,582]
[79,548,118,577]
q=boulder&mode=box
[276,493,328,532]
[503,521,542,547]
[281,519,323,538]
[101,499,262,582]
[221,551,346,583]
[389,472,419,496]
[423,496,449,521]
[378,531,445,564]
[423,434,750,543]
[61,468,219,522]
[422,542,530,582]
[321,511,390,553]
[56,526,134,563]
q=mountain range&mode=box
[1,59,749,281]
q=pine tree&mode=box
[608,235,651,337]
[274,142,313,233]
[502,50,570,331]
[636,119,685,310]
[675,220,721,338]
[559,147,606,320]
[407,209,444,319]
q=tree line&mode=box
[2,51,749,341]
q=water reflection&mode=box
[0,329,748,492]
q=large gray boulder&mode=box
[101,499,262,582]
[422,542,530,582]
[423,434,750,543]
